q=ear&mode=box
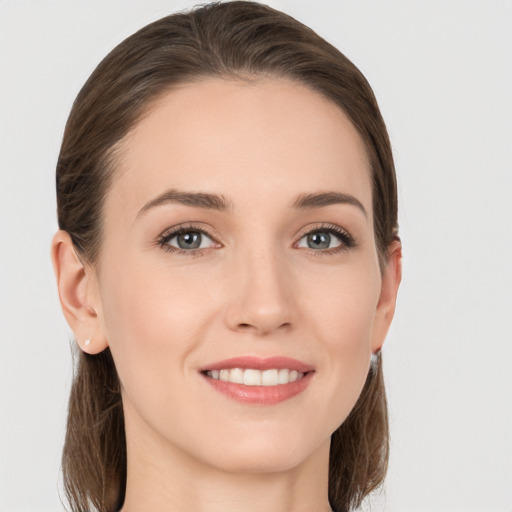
[51,230,108,354]
[371,238,402,353]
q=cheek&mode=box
[103,252,216,332]
[299,261,380,419]
[302,256,381,349]
[98,256,219,393]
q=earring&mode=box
[370,350,381,369]
[84,338,91,347]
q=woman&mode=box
[51,2,401,511]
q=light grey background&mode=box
[1,1,511,511]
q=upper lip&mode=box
[199,356,315,373]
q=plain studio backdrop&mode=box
[1,1,511,511]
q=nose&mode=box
[224,248,295,336]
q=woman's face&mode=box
[90,77,395,473]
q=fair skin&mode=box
[52,77,401,512]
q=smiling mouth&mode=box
[199,356,315,404]
[203,368,307,386]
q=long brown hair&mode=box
[56,2,398,511]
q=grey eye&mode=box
[168,231,214,250]
[297,231,342,250]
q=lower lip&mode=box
[202,372,314,404]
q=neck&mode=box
[120,406,333,512]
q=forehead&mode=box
[110,77,372,218]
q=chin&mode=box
[188,425,328,475]
[206,448,309,475]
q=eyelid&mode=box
[295,222,351,240]
[293,223,356,253]
[155,221,356,256]
[156,223,221,255]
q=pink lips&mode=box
[200,356,315,405]
[200,356,315,373]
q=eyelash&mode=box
[156,223,220,257]
[156,223,356,257]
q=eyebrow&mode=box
[292,192,367,217]
[137,189,367,218]
[137,190,234,216]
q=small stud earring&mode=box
[84,338,91,347]
[370,350,381,370]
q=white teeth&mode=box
[230,367,244,384]
[278,368,290,384]
[206,368,305,386]
[261,369,278,386]
[243,369,261,386]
